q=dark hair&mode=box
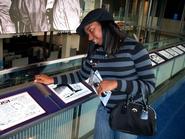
[101,21,127,57]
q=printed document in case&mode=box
[48,82,92,104]
[0,92,45,131]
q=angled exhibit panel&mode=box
[0,83,60,138]
[0,54,96,139]
[46,81,95,109]
[0,81,96,139]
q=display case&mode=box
[0,83,60,137]
[0,54,100,139]
[149,43,185,87]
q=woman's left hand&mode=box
[96,80,118,96]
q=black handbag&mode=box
[109,93,157,136]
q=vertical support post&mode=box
[154,0,167,41]
[137,0,145,41]
[0,39,3,69]
[62,34,80,58]
[62,34,72,58]
[180,4,185,34]
[124,0,130,22]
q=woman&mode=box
[35,8,155,139]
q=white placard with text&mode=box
[0,92,45,131]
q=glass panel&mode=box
[0,55,85,90]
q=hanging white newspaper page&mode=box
[0,92,46,131]
[48,82,92,104]
[87,70,111,106]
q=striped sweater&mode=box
[53,37,156,110]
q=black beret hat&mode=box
[76,8,114,36]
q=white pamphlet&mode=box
[0,92,45,131]
[87,70,111,106]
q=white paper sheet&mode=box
[0,92,45,131]
[48,82,92,103]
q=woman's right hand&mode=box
[34,74,54,85]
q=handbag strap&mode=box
[126,85,149,110]
[141,85,149,105]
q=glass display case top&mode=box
[0,55,85,90]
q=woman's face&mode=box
[84,21,103,46]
